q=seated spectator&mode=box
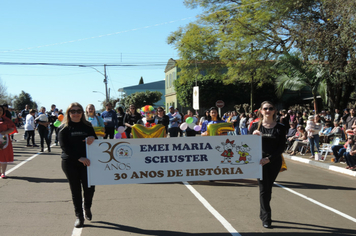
[319,122,333,143]
[332,130,353,163]
[324,121,343,143]
[345,135,356,170]
[286,122,298,149]
[288,126,308,155]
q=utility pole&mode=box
[250,43,254,113]
[104,64,109,103]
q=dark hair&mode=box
[207,107,221,121]
[117,107,124,114]
[63,102,91,128]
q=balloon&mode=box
[53,120,61,127]
[188,122,195,129]
[58,114,64,122]
[117,126,125,134]
[121,132,127,139]
[114,129,118,134]
[186,117,193,124]
[180,122,188,131]
[194,125,201,131]
[207,123,234,136]
[114,133,121,139]
[131,124,166,138]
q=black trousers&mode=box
[26,130,35,145]
[62,159,95,217]
[258,157,282,224]
[37,125,50,149]
[104,127,115,139]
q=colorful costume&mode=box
[0,116,17,163]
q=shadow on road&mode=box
[276,181,356,191]
[87,220,356,235]
[8,176,67,183]
[87,221,231,235]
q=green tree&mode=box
[120,91,162,109]
[169,0,356,110]
[13,91,37,110]
[274,53,325,113]
[139,77,144,85]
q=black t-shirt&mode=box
[249,122,286,162]
[117,113,125,127]
[58,121,97,160]
[124,113,142,132]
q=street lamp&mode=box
[79,65,109,102]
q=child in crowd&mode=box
[305,116,315,138]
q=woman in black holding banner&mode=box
[58,102,97,228]
[249,101,286,228]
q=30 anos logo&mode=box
[98,141,132,163]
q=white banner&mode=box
[87,135,262,186]
[193,86,199,110]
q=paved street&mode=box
[1,128,356,236]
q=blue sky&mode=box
[0,0,202,111]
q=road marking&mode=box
[183,182,241,236]
[71,228,82,236]
[275,182,356,223]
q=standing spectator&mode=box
[124,104,142,139]
[0,105,17,179]
[58,102,97,228]
[176,108,184,137]
[286,122,297,149]
[344,108,356,131]
[167,106,181,138]
[24,109,38,147]
[101,103,118,139]
[116,107,125,127]
[334,108,341,123]
[249,101,286,228]
[288,110,296,124]
[302,111,308,126]
[239,113,248,135]
[185,109,198,137]
[279,109,289,129]
[231,111,240,135]
[296,112,304,126]
[307,115,322,159]
[35,107,51,152]
[47,104,58,145]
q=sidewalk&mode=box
[283,151,356,177]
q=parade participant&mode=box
[47,104,58,145]
[249,101,286,228]
[116,107,125,127]
[85,104,105,139]
[152,106,169,133]
[167,106,181,137]
[124,104,142,138]
[58,102,97,228]
[24,109,38,147]
[35,107,51,152]
[199,110,209,126]
[0,105,17,179]
[201,107,225,136]
[101,103,118,139]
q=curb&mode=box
[283,154,356,177]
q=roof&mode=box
[121,80,165,90]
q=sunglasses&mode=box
[69,109,83,114]
[263,107,274,111]
[157,110,163,112]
